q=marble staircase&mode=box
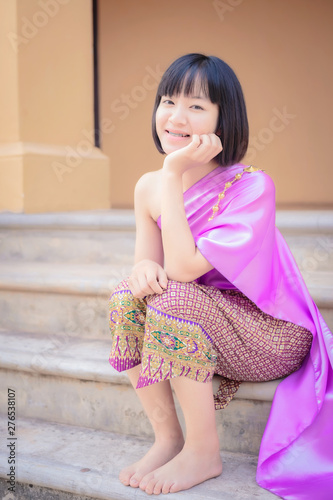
[0,209,332,500]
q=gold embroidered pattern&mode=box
[208,165,262,221]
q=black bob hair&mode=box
[152,53,249,167]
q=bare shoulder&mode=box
[135,169,161,193]
[135,169,163,221]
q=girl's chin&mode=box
[162,143,188,155]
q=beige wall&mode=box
[98,0,333,208]
[0,0,110,213]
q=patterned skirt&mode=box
[108,279,313,409]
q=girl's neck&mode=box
[182,161,219,193]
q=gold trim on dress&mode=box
[208,165,263,221]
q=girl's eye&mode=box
[162,99,174,105]
[191,105,204,110]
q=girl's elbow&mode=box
[165,264,198,283]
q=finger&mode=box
[137,274,156,297]
[145,271,164,295]
[128,276,143,298]
[193,134,215,162]
[200,133,222,157]
[188,134,201,149]
[210,133,223,150]
[210,136,223,156]
[157,267,168,289]
[199,134,212,147]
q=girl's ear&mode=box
[216,127,221,136]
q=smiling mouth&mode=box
[166,130,190,137]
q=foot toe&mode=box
[153,479,164,495]
[119,471,131,486]
[142,476,157,495]
[139,472,152,491]
[169,482,179,493]
[129,474,140,488]
[162,480,174,494]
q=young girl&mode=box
[109,54,333,498]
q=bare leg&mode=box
[119,365,184,488]
[139,377,222,495]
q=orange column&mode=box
[0,0,110,213]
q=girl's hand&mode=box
[128,259,168,299]
[163,133,222,176]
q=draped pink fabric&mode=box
[161,163,333,499]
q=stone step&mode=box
[0,262,130,338]
[0,210,135,265]
[0,415,279,499]
[0,228,135,266]
[0,209,329,500]
[1,209,331,231]
[0,262,332,337]
[0,210,136,230]
[0,329,280,456]
[0,210,332,272]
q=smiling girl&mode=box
[108,54,332,498]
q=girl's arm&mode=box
[161,134,222,282]
[128,173,168,298]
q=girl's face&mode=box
[155,89,219,155]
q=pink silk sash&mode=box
[159,164,333,499]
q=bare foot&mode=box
[119,437,184,488]
[139,443,223,495]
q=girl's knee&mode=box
[109,278,132,302]
[109,278,146,327]
[109,278,147,315]
[147,280,197,315]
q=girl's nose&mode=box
[169,105,187,125]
